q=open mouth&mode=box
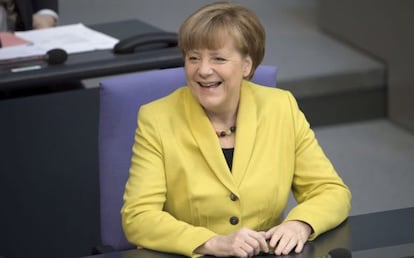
[198,81,222,88]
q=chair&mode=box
[97,65,278,252]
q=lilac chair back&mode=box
[98,65,278,250]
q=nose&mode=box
[198,59,213,77]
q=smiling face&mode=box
[184,39,252,114]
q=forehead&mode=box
[187,39,240,56]
[184,26,242,52]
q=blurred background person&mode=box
[0,0,58,32]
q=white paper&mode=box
[0,45,45,61]
[0,23,119,61]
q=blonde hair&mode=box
[178,1,265,79]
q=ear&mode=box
[242,56,253,78]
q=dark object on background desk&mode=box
[0,48,68,67]
[113,32,178,54]
[319,247,352,258]
[45,48,68,65]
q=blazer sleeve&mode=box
[282,92,352,240]
[121,105,216,256]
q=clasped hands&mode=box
[195,220,312,257]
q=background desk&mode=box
[82,207,414,258]
[0,19,183,92]
[0,20,182,258]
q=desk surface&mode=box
[0,20,183,91]
[83,207,414,258]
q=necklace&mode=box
[216,126,236,137]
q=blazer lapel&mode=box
[232,81,257,186]
[183,89,237,193]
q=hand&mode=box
[195,227,268,257]
[32,14,56,29]
[265,220,312,256]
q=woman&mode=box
[122,2,351,257]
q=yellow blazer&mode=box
[122,81,351,257]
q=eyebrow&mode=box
[188,49,229,55]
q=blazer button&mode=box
[230,193,238,201]
[229,216,239,225]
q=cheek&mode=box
[184,65,196,80]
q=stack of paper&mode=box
[0,23,119,61]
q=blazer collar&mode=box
[183,81,257,193]
[232,81,257,187]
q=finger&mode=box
[231,241,248,258]
[251,231,269,254]
[258,236,269,253]
[239,242,255,257]
[265,227,276,239]
[244,236,262,256]
[281,237,297,255]
[235,248,248,258]
[230,238,247,258]
[269,229,283,248]
[294,239,305,253]
[274,234,292,255]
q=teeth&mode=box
[200,82,219,87]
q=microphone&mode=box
[0,48,68,67]
[318,248,352,258]
[44,48,68,65]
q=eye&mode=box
[213,57,227,63]
[187,55,200,62]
